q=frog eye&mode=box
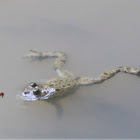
[33,89,40,95]
[30,82,37,87]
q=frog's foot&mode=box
[23,50,42,59]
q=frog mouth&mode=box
[22,91,38,101]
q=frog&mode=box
[22,50,140,101]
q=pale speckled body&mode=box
[22,77,79,101]
[22,50,140,101]
[39,77,78,98]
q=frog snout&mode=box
[22,91,32,97]
[24,91,30,95]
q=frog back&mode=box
[42,77,78,97]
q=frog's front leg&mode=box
[24,50,74,78]
[46,99,63,118]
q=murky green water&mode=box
[0,0,140,139]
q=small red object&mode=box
[0,93,4,98]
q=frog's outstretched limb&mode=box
[77,67,140,86]
[24,51,140,86]
[22,50,140,102]
[24,50,74,78]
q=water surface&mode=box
[0,0,140,139]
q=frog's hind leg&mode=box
[24,50,74,78]
[78,67,140,86]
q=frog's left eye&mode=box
[30,82,37,87]
[33,89,40,95]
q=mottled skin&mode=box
[22,50,140,101]
[23,78,78,101]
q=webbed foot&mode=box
[23,50,44,61]
[24,50,41,58]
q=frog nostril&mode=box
[24,91,29,94]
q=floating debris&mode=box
[0,93,4,98]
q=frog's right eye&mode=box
[30,82,37,87]
[33,89,40,95]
